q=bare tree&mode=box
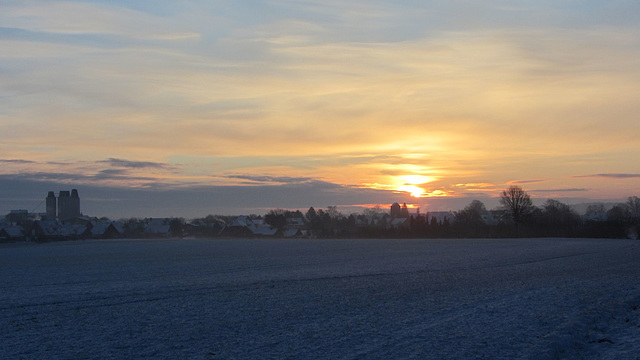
[541,199,580,229]
[326,206,342,219]
[586,203,607,216]
[626,196,640,218]
[363,205,382,217]
[500,186,534,226]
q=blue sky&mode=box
[1,1,640,218]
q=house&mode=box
[283,228,306,238]
[225,216,256,236]
[64,223,89,238]
[225,216,278,237]
[252,224,278,236]
[286,217,305,229]
[5,210,29,224]
[90,221,124,239]
[144,218,172,237]
[0,224,25,241]
[188,218,226,236]
[33,221,67,240]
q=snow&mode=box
[1,238,639,359]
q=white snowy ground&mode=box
[1,238,639,359]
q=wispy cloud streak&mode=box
[99,158,167,169]
[574,174,640,179]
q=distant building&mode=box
[401,203,410,218]
[46,189,81,221]
[33,220,67,240]
[144,218,172,237]
[0,224,25,241]
[89,220,124,239]
[390,202,410,218]
[46,191,57,220]
[390,203,402,218]
[5,210,29,224]
[225,216,278,236]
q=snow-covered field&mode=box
[1,238,639,359]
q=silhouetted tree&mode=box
[401,203,410,218]
[585,203,607,217]
[265,209,287,230]
[326,206,342,220]
[363,205,382,217]
[500,186,534,232]
[626,196,640,220]
[169,218,185,237]
[123,218,145,236]
[455,200,488,237]
[305,207,317,222]
[456,200,487,225]
[305,207,322,233]
[607,204,628,224]
[540,199,580,236]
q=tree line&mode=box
[250,186,639,239]
[44,186,636,240]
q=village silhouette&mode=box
[2,187,639,242]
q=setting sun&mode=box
[397,185,426,198]
[393,174,437,197]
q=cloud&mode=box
[0,159,35,164]
[0,1,200,40]
[529,188,589,193]
[507,179,547,185]
[224,175,314,184]
[0,171,158,185]
[99,158,167,169]
[574,174,640,179]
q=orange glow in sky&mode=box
[1,1,640,217]
[394,175,437,197]
[398,185,426,198]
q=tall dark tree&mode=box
[585,203,607,216]
[607,204,628,224]
[454,200,488,237]
[326,206,342,220]
[540,199,580,236]
[123,217,144,236]
[169,218,185,237]
[542,199,578,224]
[305,207,317,222]
[456,200,487,226]
[265,209,287,230]
[626,196,640,220]
[305,207,322,233]
[500,186,534,227]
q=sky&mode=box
[1,0,640,218]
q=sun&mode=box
[395,174,436,197]
[360,173,437,198]
[398,185,426,198]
